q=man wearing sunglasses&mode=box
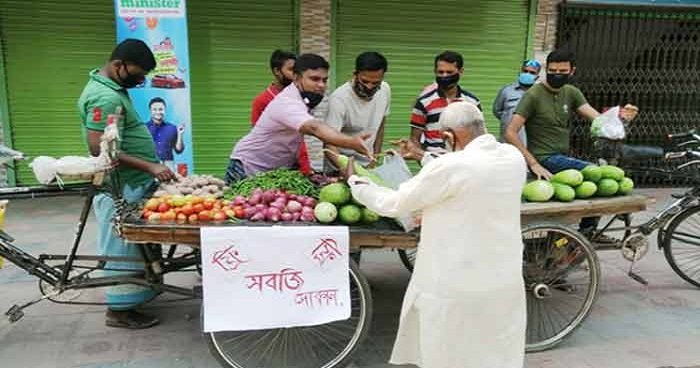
[493,59,542,146]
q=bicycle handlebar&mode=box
[665,151,688,160]
[668,129,697,140]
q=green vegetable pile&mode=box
[522,165,635,203]
[223,169,319,199]
[315,182,381,225]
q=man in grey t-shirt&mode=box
[324,52,390,170]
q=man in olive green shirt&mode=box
[79,39,174,329]
[504,49,602,180]
[505,49,606,234]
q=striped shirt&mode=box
[410,85,481,150]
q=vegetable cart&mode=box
[119,193,652,365]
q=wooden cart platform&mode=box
[120,194,653,250]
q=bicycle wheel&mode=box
[663,205,700,288]
[206,260,372,368]
[522,223,601,352]
[397,248,416,272]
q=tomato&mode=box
[157,202,171,213]
[203,200,215,211]
[212,211,227,222]
[176,213,188,224]
[181,204,194,216]
[188,214,199,223]
[145,198,160,211]
[190,196,204,205]
[233,206,245,219]
[147,212,161,223]
[192,203,205,213]
[142,210,153,219]
[161,210,177,222]
[198,210,212,222]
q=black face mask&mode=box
[435,73,460,89]
[353,80,380,100]
[546,73,570,89]
[117,64,144,89]
[300,90,324,109]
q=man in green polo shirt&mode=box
[79,39,175,329]
[506,48,617,234]
[504,49,602,180]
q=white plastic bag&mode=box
[30,155,111,184]
[591,106,625,140]
[29,156,59,185]
[372,153,421,232]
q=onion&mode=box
[302,197,317,208]
[288,194,298,201]
[269,201,286,211]
[266,207,282,222]
[243,207,257,219]
[301,206,315,215]
[248,194,261,205]
[255,204,266,213]
[250,212,266,222]
[252,188,263,197]
[233,196,246,206]
[291,212,301,221]
[300,212,316,222]
[286,200,302,213]
[262,190,276,204]
[280,212,293,222]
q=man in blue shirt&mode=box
[146,97,184,172]
[492,59,542,146]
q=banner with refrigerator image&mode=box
[114,0,194,176]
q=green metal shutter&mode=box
[188,1,297,176]
[0,0,115,185]
[334,0,531,144]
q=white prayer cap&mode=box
[437,101,485,132]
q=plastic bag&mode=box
[30,155,111,184]
[591,106,625,140]
[372,153,421,232]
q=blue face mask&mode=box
[518,72,537,86]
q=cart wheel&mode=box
[206,260,373,368]
[522,223,600,352]
[397,249,416,272]
[663,205,700,288]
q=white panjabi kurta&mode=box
[349,134,527,368]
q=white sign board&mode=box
[201,226,350,332]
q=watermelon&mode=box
[552,182,576,202]
[618,177,634,195]
[551,169,584,187]
[575,181,598,199]
[581,165,602,182]
[522,180,555,202]
[600,165,625,181]
[338,204,362,225]
[596,178,620,197]
[319,183,351,205]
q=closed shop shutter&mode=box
[188,1,297,175]
[334,0,531,144]
[0,0,115,184]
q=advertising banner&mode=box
[115,0,194,176]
